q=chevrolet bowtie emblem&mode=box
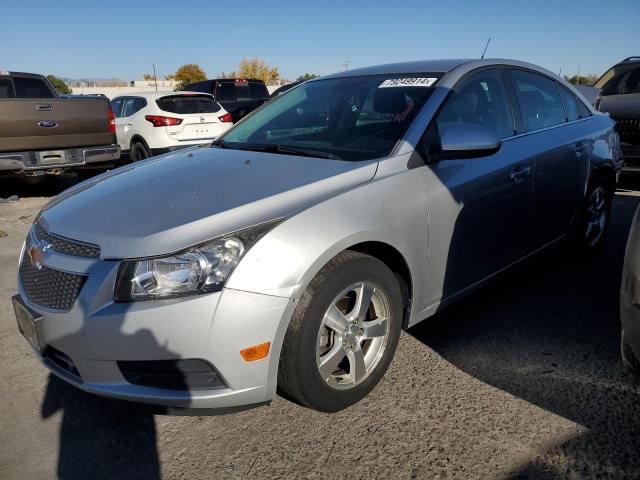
[27,242,51,270]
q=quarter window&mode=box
[558,85,579,122]
[110,97,124,118]
[512,70,566,131]
[122,97,147,117]
[437,69,515,139]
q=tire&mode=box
[621,330,640,379]
[570,176,613,252]
[277,251,403,412]
[130,141,151,162]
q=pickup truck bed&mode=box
[0,72,120,177]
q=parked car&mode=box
[592,57,640,170]
[109,91,232,160]
[13,59,622,413]
[0,71,120,180]
[270,81,302,98]
[184,78,270,122]
[621,204,640,378]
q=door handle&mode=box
[510,166,532,183]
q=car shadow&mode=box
[0,168,113,199]
[408,192,640,477]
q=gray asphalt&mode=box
[1,178,639,480]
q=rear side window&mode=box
[577,99,591,119]
[0,78,15,98]
[185,81,212,94]
[157,95,221,114]
[13,77,55,98]
[437,69,515,139]
[216,82,249,101]
[249,82,269,99]
[122,97,147,117]
[558,85,579,122]
[512,70,565,131]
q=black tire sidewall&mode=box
[294,256,402,412]
[573,178,613,252]
[131,142,149,161]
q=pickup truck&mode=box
[184,78,270,123]
[0,71,120,180]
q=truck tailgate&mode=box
[0,98,115,152]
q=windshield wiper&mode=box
[211,139,234,149]
[235,143,342,160]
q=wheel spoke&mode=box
[323,304,349,333]
[361,316,388,339]
[318,343,346,380]
[349,283,374,321]
[346,345,366,384]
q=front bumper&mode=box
[16,251,295,410]
[0,144,121,172]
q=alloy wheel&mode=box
[585,186,608,247]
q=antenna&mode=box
[481,37,491,59]
[152,64,158,92]
[343,60,351,71]
[576,65,581,85]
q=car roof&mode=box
[614,56,640,66]
[112,91,214,99]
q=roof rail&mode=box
[622,56,640,62]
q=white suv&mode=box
[110,91,233,160]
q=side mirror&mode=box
[439,122,501,158]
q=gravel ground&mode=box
[0,179,639,480]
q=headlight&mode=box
[114,220,280,301]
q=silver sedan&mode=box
[13,59,622,412]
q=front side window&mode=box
[558,85,579,122]
[594,64,640,96]
[219,74,440,161]
[0,78,15,98]
[512,70,565,131]
[437,69,514,139]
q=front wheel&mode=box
[278,251,403,412]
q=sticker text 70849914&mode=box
[378,77,438,88]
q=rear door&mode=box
[119,96,147,149]
[425,68,535,299]
[0,74,114,151]
[507,69,590,249]
[157,94,227,141]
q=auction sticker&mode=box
[379,77,437,88]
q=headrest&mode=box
[373,89,408,114]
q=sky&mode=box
[1,0,639,82]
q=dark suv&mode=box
[593,57,640,169]
[184,78,270,123]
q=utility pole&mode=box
[152,64,158,92]
[481,37,491,59]
[575,65,581,85]
[343,60,351,71]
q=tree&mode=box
[46,75,71,95]
[296,73,320,82]
[234,58,281,84]
[164,73,175,81]
[173,63,207,91]
[564,74,598,86]
[142,73,154,81]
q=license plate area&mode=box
[12,295,43,352]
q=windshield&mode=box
[594,64,640,96]
[217,74,440,161]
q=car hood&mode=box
[39,147,378,259]
[597,92,640,118]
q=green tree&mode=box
[46,75,71,95]
[564,74,598,86]
[173,63,207,91]
[235,58,281,84]
[296,73,319,82]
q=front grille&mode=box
[19,255,86,310]
[613,117,640,143]
[34,224,100,258]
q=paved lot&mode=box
[1,178,639,479]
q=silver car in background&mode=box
[13,59,622,412]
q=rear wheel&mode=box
[571,177,613,252]
[278,251,403,412]
[130,141,151,162]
